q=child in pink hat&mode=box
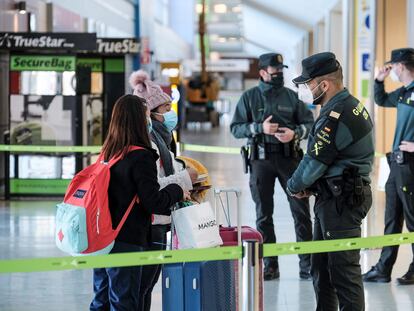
[129,70,172,110]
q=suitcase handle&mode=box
[214,187,242,246]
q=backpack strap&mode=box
[114,195,139,233]
[110,146,143,231]
[105,146,144,168]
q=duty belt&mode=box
[387,151,414,164]
[263,143,284,153]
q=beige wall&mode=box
[375,0,407,153]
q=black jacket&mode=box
[230,80,314,145]
[108,147,183,246]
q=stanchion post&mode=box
[242,240,260,311]
[3,131,10,200]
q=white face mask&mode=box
[298,84,314,104]
[390,68,400,82]
[298,82,326,105]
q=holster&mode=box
[311,166,366,211]
[240,145,250,174]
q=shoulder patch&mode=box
[329,111,341,119]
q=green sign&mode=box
[10,55,76,72]
[361,79,369,98]
[104,58,124,73]
[77,58,103,72]
[10,178,70,195]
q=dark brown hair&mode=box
[315,66,344,86]
[102,94,151,160]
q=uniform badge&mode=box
[329,111,341,119]
[312,142,322,156]
[277,55,283,63]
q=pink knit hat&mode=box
[129,70,172,111]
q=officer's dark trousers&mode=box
[311,185,372,311]
[90,241,143,311]
[376,159,414,275]
[249,153,312,272]
[138,225,168,311]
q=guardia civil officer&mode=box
[230,53,314,280]
[286,52,374,310]
[363,48,414,285]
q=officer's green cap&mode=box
[385,48,414,64]
[293,52,340,84]
[259,53,288,69]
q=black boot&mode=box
[362,266,391,283]
[264,266,280,281]
[397,271,414,285]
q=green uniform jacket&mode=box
[287,89,374,193]
[230,80,314,144]
[374,80,414,151]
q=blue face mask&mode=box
[159,110,178,132]
[147,117,153,133]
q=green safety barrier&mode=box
[0,247,240,274]
[264,232,414,256]
[180,143,240,154]
[1,232,413,274]
[0,145,101,153]
[0,144,387,157]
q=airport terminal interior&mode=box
[1,0,414,310]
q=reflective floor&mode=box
[1,110,414,310]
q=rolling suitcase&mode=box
[162,263,185,311]
[162,188,263,311]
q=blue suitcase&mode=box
[162,263,185,311]
[184,261,236,311]
[162,260,236,311]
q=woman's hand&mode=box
[183,190,192,201]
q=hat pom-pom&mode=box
[129,70,150,89]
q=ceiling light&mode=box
[16,1,26,14]
[232,5,242,13]
[214,4,227,14]
[210,52,220,61]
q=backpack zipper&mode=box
[96,209,100,234]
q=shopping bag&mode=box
[172,201,223,249]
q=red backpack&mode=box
[55,146,143,256]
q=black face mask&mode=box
[266,72,284,88]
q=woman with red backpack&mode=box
[89,94,187,311]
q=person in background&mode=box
[89,94,186,311]
[230,53,314,280]
[129,70,198,311]
[363,48,414,285]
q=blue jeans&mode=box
[90,241,144,311]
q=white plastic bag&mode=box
[172,202,223,249]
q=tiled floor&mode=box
[1,109,413,310]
